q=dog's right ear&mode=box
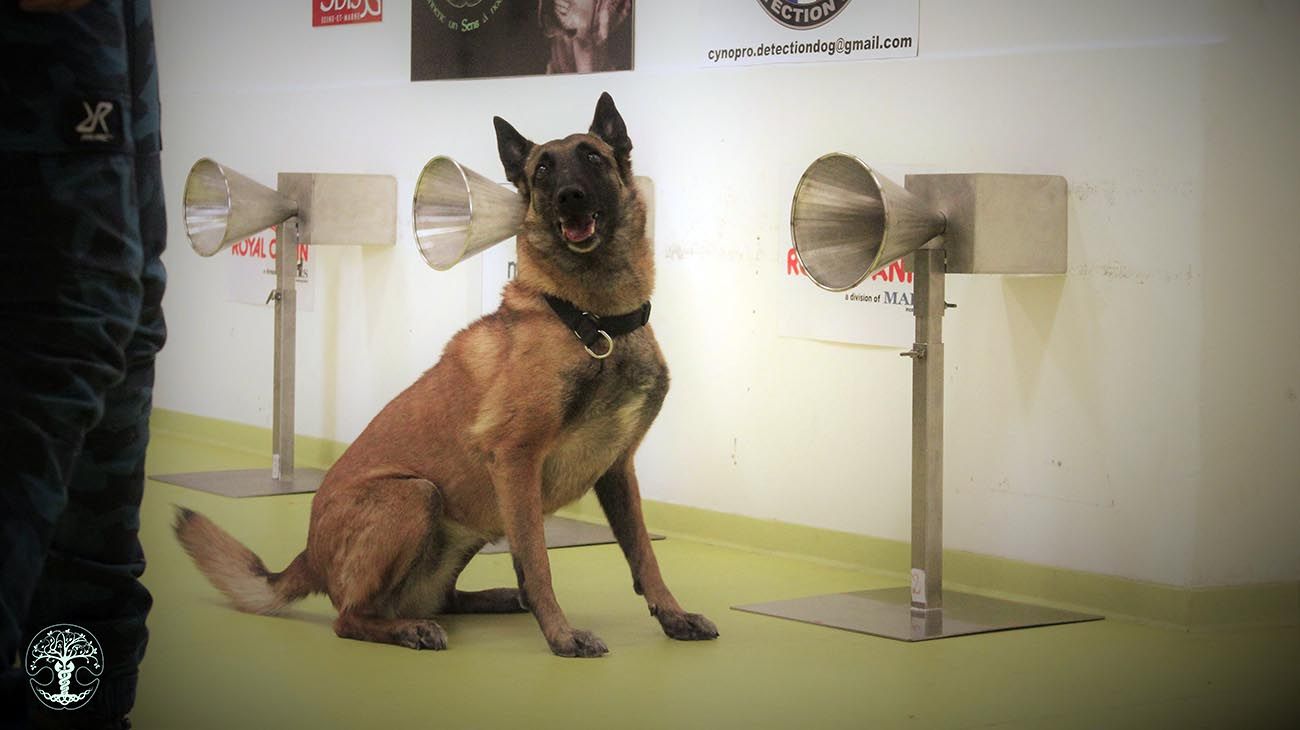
[494,116,534,190]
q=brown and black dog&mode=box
[175,93,718,658]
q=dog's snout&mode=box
[556,185,586,209]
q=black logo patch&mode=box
[64,98,124,149]
[757,0,853,30]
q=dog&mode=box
[175,92,718,658]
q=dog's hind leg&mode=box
[446,587,527,614]
[333,612,449,650]
[436,538,528,614]
[316,476,452,649]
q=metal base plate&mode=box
[480,516,663,554]
[152,468,326,498]
[734,586,1102,642]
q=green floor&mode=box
[135,430,1298,729]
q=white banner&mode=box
[224,227,315,311]
[480,239,516,314]
[700,0,919,67]
[779,245,914,348]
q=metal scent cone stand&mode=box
[734,156,1101,640]
[154,160,396,498]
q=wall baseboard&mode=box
[149,408,1299,631]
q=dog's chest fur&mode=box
[540,331,667,511]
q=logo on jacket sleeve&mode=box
[63,98,124,148]
[74,101,116,142]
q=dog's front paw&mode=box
[548,628,609,658]
[656,610,720,641]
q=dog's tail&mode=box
[173,507,320,615]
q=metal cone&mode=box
[791,153,947,292]
[412,156,527,271]
[183,158,298,257]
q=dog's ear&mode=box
[494,116,534,190]
[589,92,633,179]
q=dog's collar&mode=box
[544,294,651,360]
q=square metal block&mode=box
[278,172,396,248]
[904,173,1067,274]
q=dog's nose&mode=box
[556,185,586,208]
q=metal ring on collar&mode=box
[584,330,614,359]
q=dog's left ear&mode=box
[590,92,633,179]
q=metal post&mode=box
[909,247,945,612]
[271,217,299,482]
[734,240,1100,639]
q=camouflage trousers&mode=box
[0,149,167,727]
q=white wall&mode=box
[151,0,1300,589]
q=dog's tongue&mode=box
[562,216,596,243]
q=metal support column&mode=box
[908,247,945,614]
[152,214,325,498]
[734,246,1100,640]
[271,217,299,482]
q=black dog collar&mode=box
[544,294,651,360]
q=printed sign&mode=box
[314,0,383,27]
[700,0,918,67]
[225,228,315,312]
[412,0,635,81]
[779,246,915,348]
[480,239,517,314]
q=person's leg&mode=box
[22,150,165,728]
[0,150,145,728]
[2,0,162,724]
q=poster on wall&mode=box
[314,0,383,27]
[412,0,635,81]
[700,0,918,67]
[779,247,914,348]
[225,228,316,312]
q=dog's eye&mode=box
[586,152,602,165]
[534,164,549,180]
